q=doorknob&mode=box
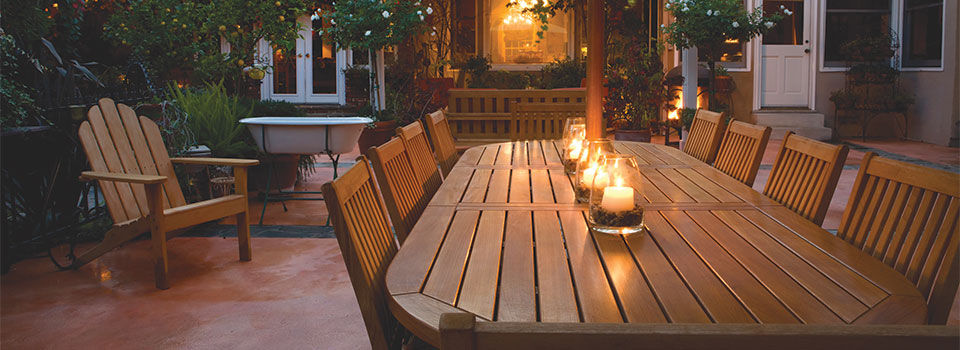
[305,53,310,58]
[804,48,810,54]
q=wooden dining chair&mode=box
[510,103,586,141]
[423,108,459,177]
[763,132,849,226]
[76,98,258,289]
[837,152,960,324]
[321,157,402,350]
[438,313,958,350]
[682,108,726,164]
[713,121,772,186]
[397,120,443,197]
[366,137,430,244]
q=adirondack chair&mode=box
[75,98,258,289]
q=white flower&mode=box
[784,9,793,15]
[706,10,712,15]
[682,6,689,12]
[431,31,436,36]
[660,24,666,28]
[731,21,739,28]
[417,10,422,15]
[382,10,390,18]
[365,30,371,36]
[764,21,774,28]
[426,7,433,14]
[317,29,323,35]
[780,5,785,9]
[311,14,320,21]
[419,15,424,21]
[330,18,335,25]
[665,2,670,8]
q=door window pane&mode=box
[312,17,337,94]
[273,47,297,94]
[823,0,891,67]
[763,1,803,45]
[486,0,569,65]
[902,0,943,68]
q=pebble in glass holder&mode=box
[587,154,646,235]
[561,119,586,174]
[575,139,615,202]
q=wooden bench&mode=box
[446,88,586,142]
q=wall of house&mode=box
[815,0,959,146]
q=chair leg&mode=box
[151,225,170,290]
[237,211,252,261]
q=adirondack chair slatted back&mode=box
[78,98,186,223]
[367,137,430,244]
[510,103,586,141]
[838,153,960,324]
[682,109,726,164]
[763,132,849,226]
[713,121,772,186]
[397,121,442,197]
[321,158,400,350]
[424,108,459,177]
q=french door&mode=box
[261,15,348,104]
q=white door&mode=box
[760,0,810,107]
[262,15,347,104]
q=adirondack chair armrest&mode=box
[170,157,260,167]
[80,171,167,184]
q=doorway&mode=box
[760,0,811,107]
[261,15,349,104]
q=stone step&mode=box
[770,126,833,141]
[753,112,825,128]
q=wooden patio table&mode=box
[386,140,927,347]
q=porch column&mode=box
[681,47,698,111]
[585,0,604,139]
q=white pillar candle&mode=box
[601,186,634,212]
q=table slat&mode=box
[497,211,537,322]
[458,211,506,319]
[558,211,623,323]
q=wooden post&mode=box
[586,0,604,139]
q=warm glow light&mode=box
[668,92,683,120]
[724,39,739,44]
[502,0,546,25]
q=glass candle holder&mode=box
[561,123,586,174]
[587,154,645,235]
[574,139,615,202]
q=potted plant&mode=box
[662,0,787,109]
[713,65,733,92]
[357,105,398,153]
[606,43,672,142]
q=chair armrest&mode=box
[170,157,260,167]
[80,171,167,184]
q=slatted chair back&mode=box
[397,120,443,197]
[763,132,849,226]
[510,103,586,140]
[321,157,401,350]
[78,98,187,223]
[713,121,772,186]
[682,108,726,164]
[424,108,459,177]
[438,313,959,350]
[367,137,430,244]
[838,153,960,324]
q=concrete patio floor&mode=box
[2,137,958,349]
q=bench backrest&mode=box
[446,89,586,140]
[510,103,586,140]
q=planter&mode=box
[358,120,398,153]
[240,117,372,155]
[715,75,734,92]
[249,154,299,192]
[613,129,652,143]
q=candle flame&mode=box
[615,177,623,187]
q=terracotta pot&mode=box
[613,129,652,143]
[357,120,398,153]
[715,76,733,92]
[249,154,299,192]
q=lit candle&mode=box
[580,163,608,189]
[567,142,582,159]
[600,178,634,212]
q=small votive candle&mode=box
[601,181,635,213]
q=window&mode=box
[484,0,570,65]
[823,0,891,67]
[902,0,943,68]
[697,0,748,69]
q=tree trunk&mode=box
[707,61,717,112]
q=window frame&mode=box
[898,0,945,71]
[480,0,576,71]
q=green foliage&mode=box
[168,81,254,158]
[840,32,898,63]
[540,57,585,89]
[105,0,311,86]
[468,70,535,89]
[455,55,492,76]
[661,0,784,63]
[151,101,198,157]
[0,2,54,46]
[680,107,697,130]
[605,44,673,130]
[321,0,430,52]
[0,33,43,128]
[248,99,307,117]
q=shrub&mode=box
[540,57,585,89]
[168,81,255,158]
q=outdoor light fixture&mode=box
[587,154,646,235]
